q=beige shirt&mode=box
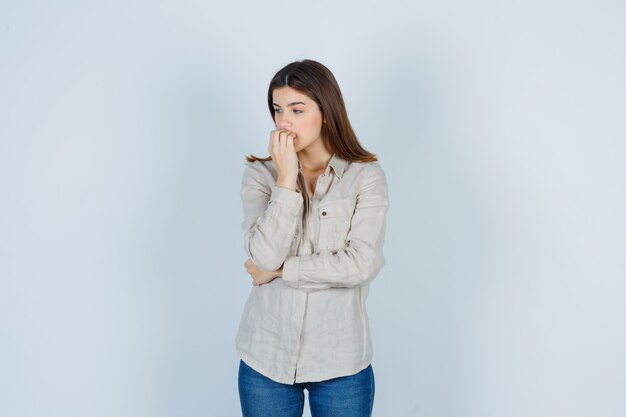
[235,153,389,384]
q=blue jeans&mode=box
[238,359,375,417]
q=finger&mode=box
[281,130,294,153]
[280,129,292,144]
[271,129,281,146]
[276,130,287,153]
[269,133,279,157]
[272,129,285,143]
[277,130,285,152]
[271,130,284,151]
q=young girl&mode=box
[236,59,389,417]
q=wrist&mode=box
[276,176,297,191]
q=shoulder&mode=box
[342,161,388,207]
[339,161,388,202]
[242,160,276,178]
[241,160,276,191]
[345,160,387,183]
[243,159,270,171]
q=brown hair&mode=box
[245,59,378,163]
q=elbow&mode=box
[244,234,288,272]
[246,245,284,272]
[354,252,385,287]
[254,257,283,272]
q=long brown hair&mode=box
[245,59,378,163]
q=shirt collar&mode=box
[327,153,348,179]
[298,153,348,179]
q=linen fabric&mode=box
[235,153,389,384]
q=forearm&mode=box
[243,186,303,271]
[280,240,385,290]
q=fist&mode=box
[268,129,299,186]
[244,258,281,286]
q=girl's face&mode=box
[272,86,324,152]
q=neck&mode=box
[297,142,333,171]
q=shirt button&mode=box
[321,211,327,216]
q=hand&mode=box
[244,258,282,286]
[268,129,299,190]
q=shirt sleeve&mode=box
[281,163,389,290]
[240,163,304,272]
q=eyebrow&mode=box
[272,101,306,107]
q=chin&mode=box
[295,142,310,152]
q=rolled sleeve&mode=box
[241,163,304,272]
[281,163,389,290]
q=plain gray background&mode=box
[1,1,625,416]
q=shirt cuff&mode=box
[270,185,303,207]
[281,255,301,288]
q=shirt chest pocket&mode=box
[318,199,356,251]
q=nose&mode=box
[277,121,291,130]
[275,113,292,130]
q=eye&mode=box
[273,108,302,114]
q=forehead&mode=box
[272,86,313,104]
